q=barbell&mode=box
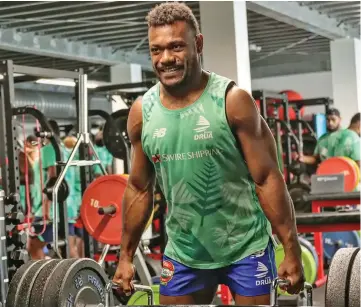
[6,247,360,307]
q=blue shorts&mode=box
[160,240,277,297]
[30,217,81,243]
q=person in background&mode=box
[25,135,40,165]
[27,120,81,259]
[92,129,113,177]
[348,112,360,137]
[300,108,360,167]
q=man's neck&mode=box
[161,68,206,100]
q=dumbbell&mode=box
[271,278,313,306]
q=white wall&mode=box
[251,71,333,118]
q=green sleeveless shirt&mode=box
[141,72,272,269]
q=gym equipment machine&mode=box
[0,60,86,304]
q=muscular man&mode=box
[301,108,360,167]
[348,112,360,137]
[113,3,304,305]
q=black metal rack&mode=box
[252,90,292,184]
[0,61,83,302]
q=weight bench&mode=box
[297,192,361,287]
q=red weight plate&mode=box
[81,175,127,245]
[316,157,358,192]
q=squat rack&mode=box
[0,60,103,305]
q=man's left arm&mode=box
[226,86,304,293]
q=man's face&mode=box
[148,21,202,89]
[326,114,341,132]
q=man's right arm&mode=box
[299,143,320,165]
[119,99,155,262]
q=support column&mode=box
[199,1,252,94]
[330,38,361,125]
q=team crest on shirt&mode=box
[160,260,175,285]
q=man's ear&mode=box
[195,33,203,55]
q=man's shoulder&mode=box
[142,83,159,103]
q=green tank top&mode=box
[141,72,272,269]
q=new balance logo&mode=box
[193,116,213,140]
[153,128,167,138]
[255,262,268,279]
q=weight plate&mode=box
[43,177,69,202]
[275,244,317,295]
[317,157,358,192]
[323,231,360,261]
[42,258,112,307]
[28,259,62,307]
[325,247,360,307]
[343,157,361,186]
[127,285,160,305]
[81,175,153,245]
[6,260,41,307]
[288,182,311,213]
[103,109,130,160]
[349,249,360,307]
[298,237,319,272]
[80,175,126,245]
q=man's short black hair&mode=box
[146,2,200,34]
[48,119,60,136]
[350,112,360,125]
[326,108,341,117]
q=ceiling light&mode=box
[36,78,99,89]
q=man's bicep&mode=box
[238,117,281,184]
[227,88,281,185]
[126,97,155,190]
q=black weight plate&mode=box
[288,182,311,213]
[325,247,360,307]
[28,259,62,307]
[42,258,112,307]
[103,109,130,160]
[44,177,69,202]
[6,260,40,307]
[349,249,360,307]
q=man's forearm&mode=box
[256,171,301,257]
[120,183,154,261]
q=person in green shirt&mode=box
[300,108,360,167]
[348,112,360,137]
[27,121,82,259]
[113,3,304,305]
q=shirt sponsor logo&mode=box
[151,148,222,164]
